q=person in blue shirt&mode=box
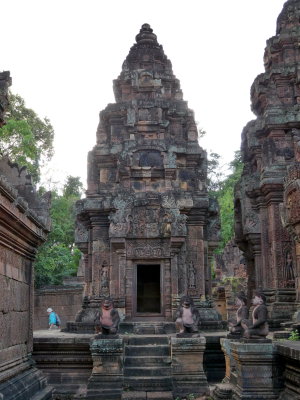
[47,307,60,329]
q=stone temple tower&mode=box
[234,0,300,327]
[74,24,219,326]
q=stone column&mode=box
[90,214,110,297]
[171,336,209,398]
[164,258,172,320]
[87,337,124,399]
[230,340,282,399]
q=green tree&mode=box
[207,151,226,192]
[214,151,243,249]
[0,92,54,182]
[34,177,83,287]
[63,175,84,198]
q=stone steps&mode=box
[123,335,172,392]
[124,356,171,367]
[125,344,170,357]
[124,376,173,392]
[124,366,171,376]
[122,391,173,400]
[120,322,176,335]
[126,336,170,345]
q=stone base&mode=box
[226,333,243,340]
[276,341,300,400]
[176,332,201,338]
[171,336,209,398]
[86,337,124,400]
[230,340,283,399]
[0,366,53,400]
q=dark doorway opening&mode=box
[137,264,161,313]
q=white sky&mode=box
[2,0,286,189]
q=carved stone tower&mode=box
[234,0,300,326]
[75,24,218,325]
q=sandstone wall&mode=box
[34,285,84,330]
[0,158,52,399]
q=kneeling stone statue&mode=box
[241,291,269,339]
[95,297,120,336]
[175,295,200,336]
[228,291,249,338]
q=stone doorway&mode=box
[136,264,161,314]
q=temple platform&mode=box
[33,329,226,399]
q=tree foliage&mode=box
[0,92,54,182]
[208,151,243,250]
[207,151,226,192]
[34,177,83,287]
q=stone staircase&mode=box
[122,335,173,399]
[120,321,176,335]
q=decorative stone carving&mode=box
[188,261,196,289]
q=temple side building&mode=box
[74,24,219,325]
[0,72,52,399]
[234,0,300,326]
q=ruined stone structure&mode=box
[74,24,219,327]
[212,241,248,323]
[214,240,247,280]
[0,71,52,399]
[234,0,300,326]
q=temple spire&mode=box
[135,23,158,44]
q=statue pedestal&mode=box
[231,340,282,399]
[86,337,124,400]
[221,338,238,384]
[171,336,209,398]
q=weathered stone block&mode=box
[171,336,209,398]
[86,337,124,399]
[276,341,300,400]
[230,340,283,399]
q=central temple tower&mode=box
[75,24,218,323]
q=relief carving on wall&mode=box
[282,250,295,287]
[287,189,300,225]
[126,239,170,258]
[100,260,110,294]
[188,261,196,289]
[109,201,187,238]
[244,210,261,234]
[75,220,89,242]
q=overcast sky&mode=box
[2,0,286,189]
